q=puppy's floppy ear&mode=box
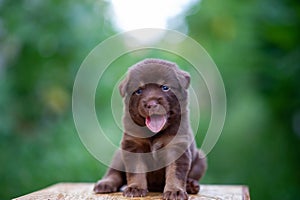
[119,75,129,97]
[177,70,190,89]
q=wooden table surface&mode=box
[13,183,250,200]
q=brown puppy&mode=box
[94,59,207,200]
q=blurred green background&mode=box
[1,0,300,199]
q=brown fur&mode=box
[94,59,207,200]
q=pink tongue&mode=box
[146,115,167,133]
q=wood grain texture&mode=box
[13,183,250,200]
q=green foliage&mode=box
[0,0,299,199]
[186,0,300,199]
[0,0,113,199]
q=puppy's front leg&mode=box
[122,138,148,197]
[163,149,191,200]
[94,150,125,193]
[123,172,148,197]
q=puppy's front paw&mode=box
[186,179,200,194]
[163,190,188,200]
[93,180,118,193]
[123,186,148,197]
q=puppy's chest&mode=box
[123,133,174,155]
[147,135,174,154]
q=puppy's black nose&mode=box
[145,100,158,110]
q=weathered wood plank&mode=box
[13,183,250,200]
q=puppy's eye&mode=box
[161,85,170,92]
[135,88,142,95]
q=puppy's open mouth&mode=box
[145,114,167,133]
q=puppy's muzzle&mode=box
[142,99,166,116]
[141,98,168,133]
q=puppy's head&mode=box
[119,59,190,133]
